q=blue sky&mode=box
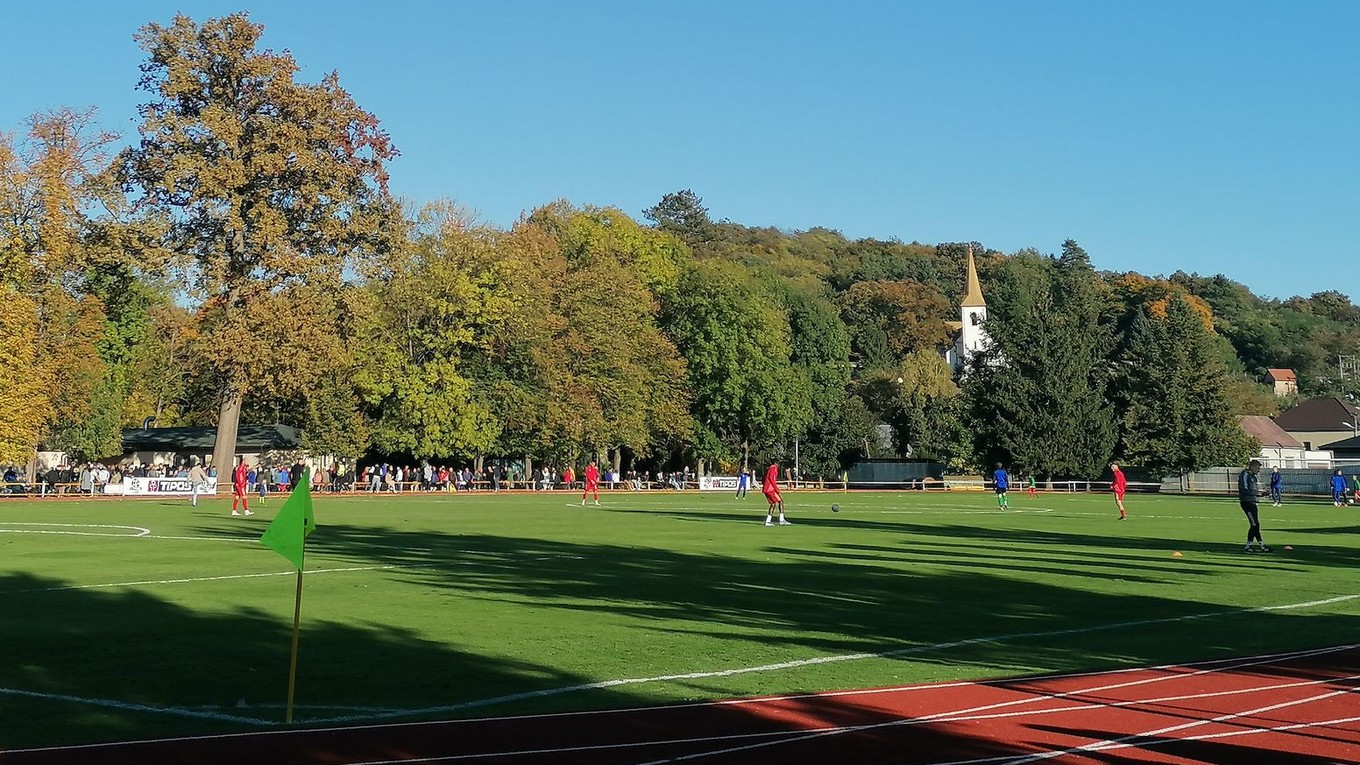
[5,1,1357,301]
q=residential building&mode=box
[1263,368,1298,397]
[1272,396,1360,450]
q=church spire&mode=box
[961,246,986,308]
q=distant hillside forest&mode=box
[4,14,1357,480]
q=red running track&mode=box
[3,645,1358,765]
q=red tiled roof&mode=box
[1239,416,1304,449]
[1264,368,1296,381]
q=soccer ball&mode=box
[831,504,840,513]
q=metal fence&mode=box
[1166,467,1357,497]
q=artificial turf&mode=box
[1,487,1356,749]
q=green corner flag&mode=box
[260,474,317,570]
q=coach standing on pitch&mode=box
[1238,459,1270,553]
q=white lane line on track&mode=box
[957,685,1360,765]
[313,594,1360,725]
[630,645,1360,764]
[6,644,1357,757]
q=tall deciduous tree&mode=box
[0,289,48,463]
[662,262,813,466]
[837,279,951,370]
[121,13,399,473]
[0,108,131,463]
[783,288,870,478]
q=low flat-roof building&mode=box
[118,424,302,468]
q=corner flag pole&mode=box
[259,470,317,724]
[285,566,303,723]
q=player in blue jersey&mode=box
[993,463,1010,509]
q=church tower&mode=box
[949,246,990,372]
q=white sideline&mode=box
[0,563,445,595]
[309,592,1360,725]
[11,592,1346,735]
[8,644,1357,759]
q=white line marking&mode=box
[959,686,1360,765]
[7,644,1356,757]
[0,563,446,595]
[312,593,1360,725]
[633,647,1360,763]
[0,687,273,725]
[0,522,151,537]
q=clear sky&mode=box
[4,1,1357,301]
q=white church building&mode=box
[943,247,991,373]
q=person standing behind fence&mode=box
[1238,459,1270,552]
[188,460,210,507]
[1111,462,1127,520]
[1331,469,1347,507]
[1269,466,1283,507]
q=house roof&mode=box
[1239,416,1303,449]
[1264,368,1296,382]
[1273,397,1360,432]
[1325,434,1360,453]
[121,424,302,453]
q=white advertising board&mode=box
[124,477,219,496]
[698,476,743,491]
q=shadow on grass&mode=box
[5,497,1359,759]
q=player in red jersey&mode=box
[231,457,253,517]
[763,461,790,526]
[581,460,600,506]
[1111,461,1127,520]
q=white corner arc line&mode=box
[0,522,151,537]
[0,563,445,595]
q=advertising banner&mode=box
[124,477,219,496]
[698,476,742,491]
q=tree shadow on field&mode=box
[0,571,646,752]
[175,516,1360,690]
[878,519,1360,571]
[5,513,1359,764]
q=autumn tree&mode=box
[0,108,139,463]
[837,280,952,371]
[121,13,399,472]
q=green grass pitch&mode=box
[1,488,1356,749]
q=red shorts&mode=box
[763,488,782,504]
[1114,488,1126,500]
[233,483,247,497]
[585,481,598,492]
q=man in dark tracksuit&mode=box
[1238,459,1270,553]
